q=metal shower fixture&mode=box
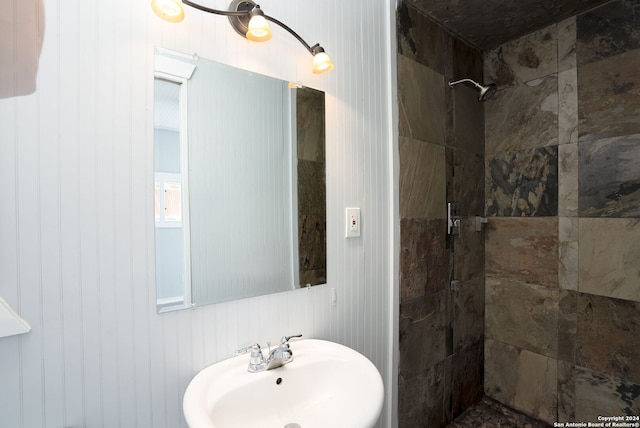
[448,78,497,101]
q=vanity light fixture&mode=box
[150,0,335,74]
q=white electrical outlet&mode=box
[345,207,361,238]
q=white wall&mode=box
[0,0,398,427]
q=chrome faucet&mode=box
[236,334,302,373]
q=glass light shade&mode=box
[312,51,334,74]
[151,0,185,23]
[246,15,272,42]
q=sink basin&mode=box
[183,338,384,428]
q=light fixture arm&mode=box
[263,15,316,55]
[182,0,322,57]
[181,0,248,16]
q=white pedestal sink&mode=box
[183,338,384,428]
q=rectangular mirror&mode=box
[153,48,326,312]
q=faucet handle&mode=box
[235,343,261,355]
[281,334,303,345]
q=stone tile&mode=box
[399,137,447,219]
[577,49,640,142]
[400,218,448,302]
[397,2,449,74]
[558,143,579,217]
[484,338,520,409]
[444,72,456,148]
[297,160,325,215]
[453,277,484,351]
[484,25,558,87]
[452,85,484,155]
[297,214,326,277]
[512,350,558,425]
[485,277,559,358]
[399,290,451,376]
[485,217,559,287]
[484,339,558,424]
[452,216,484,284]
[398,356,452,428]
[296,87,325,162]
[447,396,550,428]
[577,0,640,66]
[450,36,483,84]
[446,147,455,226]
[576,292,640,383]
[578,218,640,302]
[398,54,447,144]
[485,75,559,155]
[558,361,576,423]
[558,68,578,146]
[486,146,558,217]
[451,340,484,418]
[578,134,640,217]
[558,290,577,363]
[558,17,577,72]
[574,366,640,422]
[558,216,578,291]
[451,149,484,216]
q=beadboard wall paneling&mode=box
[0,0,397,427]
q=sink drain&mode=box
[284,424,301,428]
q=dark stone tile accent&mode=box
[452,218,485,284]
[398,357,453,428]
[451,86,485,155]
[400,218,448,303]
[297,157,326,286]
[451,149,485,215]
[578,134,640,217]
[453,278,484,351]
[486,146,559,217]
[397,2,450,74]
[558,290,577,363]
[297,215,326,284]
[577,48,640,142]
[577,0,640,66]
[558,361,577,422]
[451,340,484,418]
[450,37,483,84]
[576,293,640,384]
[297,159,325,215]
[408,0,610,52]
[399,290,452,377]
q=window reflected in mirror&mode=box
[154,77,190,310]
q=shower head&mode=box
[448,78,497,101]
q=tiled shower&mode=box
[397,3,486,425]
[398,0,640,426]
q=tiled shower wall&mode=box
[484,0,640,423]
[397,4,486,426]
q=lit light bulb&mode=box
[246,14,272,42]
[312,51,334,74]
[151,0,185,23]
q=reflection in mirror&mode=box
[153,48,326,312]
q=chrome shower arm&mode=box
[448,78,482,90]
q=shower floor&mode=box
[446,396,551,428]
